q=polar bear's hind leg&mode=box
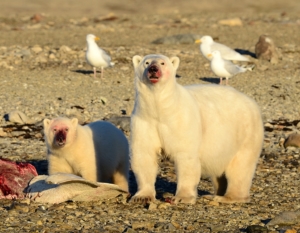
[213,147,260,203]
[112,166,129,192]
[202,173,228,201]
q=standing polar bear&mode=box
[43,117,129,191]
[130,54,264,204]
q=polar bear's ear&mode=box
[132,55,142,69]
[170,56,180,71]
[71,118,78,127]
[43,119,51,128]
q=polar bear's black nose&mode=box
[148,65,158,74]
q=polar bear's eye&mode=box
[65,128,69,132]
[145,62,149,65]
[53,129,57,132]
[161,62,165,65]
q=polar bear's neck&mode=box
[134,79,185,120]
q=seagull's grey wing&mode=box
[223,60,246,75]
[212,42,249,61]
[211,42,234,55]
[100,48,112,64]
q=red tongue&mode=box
[150,78,159,84]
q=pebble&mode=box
[152,34,202,44]
[125,228,137,233]
[49,53,56,59]
[255,35,279,64]
[27,24,42,29]
[0,61,13,70]
[59,45,72,53]
[7,110,34,124]
[170,221,180,229]
[0,128,7,137]
[131,221,155,230]
[148,202,158,210]
[246,225,268,233]
[267,211,300,226]
[208,200,220,206]
[31,45,43,54]
[120,66,129,71]
[285,230,297,233]
[158,203,171,209]
[284,133,300,148]
[19,49,31,58]
[218,17,243,26]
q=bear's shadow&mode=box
[29,159,48,175]
[129,170,210,200]
[33,160,210,200]
[234,48,256,58]
[199,77,220,84]
[72,69,101,76]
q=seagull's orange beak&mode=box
[207,53,212,58]
[195,39,201,44]
[94,37,100,41]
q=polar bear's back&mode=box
[185,84,261,120]
[84,121,129,178]
[185,84,263,176]
[85,121,129,157]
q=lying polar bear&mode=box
[130,54,264,204]
[43,117,129,191]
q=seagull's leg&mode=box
[93,67,97,78]
[219,77,223,85]
[101,67,104,79]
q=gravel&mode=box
[0,1,300,232]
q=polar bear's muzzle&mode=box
[147,64,161,84]
[55,130,67,146]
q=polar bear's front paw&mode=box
[130,193,155,204]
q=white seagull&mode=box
[208,50,251,85]
[195,35,249,62]
[85,34,114,78]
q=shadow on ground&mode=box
[32,159,211,201]
[234,48,256,58]
[129,170,210,201]
[71,69,99,75]
[29,159,48,175]
[199,77,220,84]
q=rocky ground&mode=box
[0,0,300,232]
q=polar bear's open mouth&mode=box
[148,76,159,83]
[55,130,67,146]
[147,64,161,83]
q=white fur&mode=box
[130,54,264,204]
[44,117,129,191]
